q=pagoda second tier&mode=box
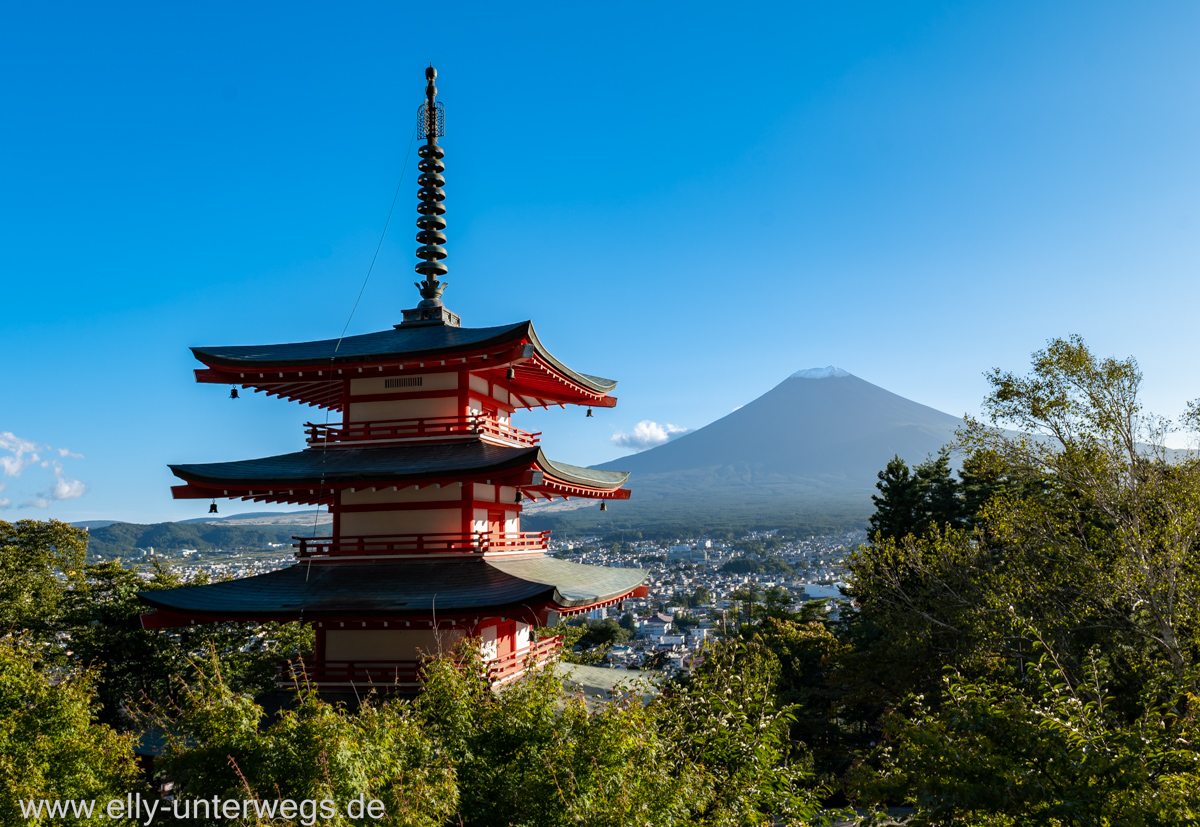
[191,320,616,411]
[168,443,630,557]
[169,443,629,503]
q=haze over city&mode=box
[4,1,1200,523]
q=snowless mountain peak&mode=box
[789,366,852,379]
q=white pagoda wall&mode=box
[341,509,460,536]
[338,484,464,537]
[348,397,457,422]
[346,372,459,423]
[326,629,464,661]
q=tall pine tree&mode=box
[869,456,922,541]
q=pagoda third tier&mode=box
[190,320,617,413]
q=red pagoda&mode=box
[139,67,647,689]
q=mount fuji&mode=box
[526,368,965,536]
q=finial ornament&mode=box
[415,65,447,295]
[401,65,459,327]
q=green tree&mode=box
[844,335,1200,820]
[762,586,796,620]
[730,585,762,623]
[869,451,967,543]
[851,652,1200,825]
[148,657,457,827]
[657,638,826,825]
[0,635,142,825]
[751,618,851,777]
[579,617,632,647]
[56,559,313,727]
[868,457,921,542]
[912,448,961,531]
[0,519,87,633]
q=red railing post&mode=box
[304,415,540,447]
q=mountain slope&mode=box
[526,368,964,536]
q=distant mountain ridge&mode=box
[83,521,320,559]
[526,368,964,536]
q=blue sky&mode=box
[3,1,1199,523]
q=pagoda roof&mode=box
[169,442,630,505]
[137,556,646,619]
[190,320,617,409]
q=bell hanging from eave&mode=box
[506,368,516,380]
[586,407,593,417]
[230,387,239,399]
[208,500,219,514]
[600,502,608,511]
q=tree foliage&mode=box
[148,656,456,827]
[845,335,1200,822]
[0,634,143,825]
[0,519,87,631]
[140,638,824,827]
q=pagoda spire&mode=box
[401,65,459,326]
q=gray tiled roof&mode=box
[192,320,617,394]
[138,556,646,617]
[170,443,629,490]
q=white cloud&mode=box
[0,431,41,477]
[0,433,87,507]
[38,461,87,502]
[611,420,691,451]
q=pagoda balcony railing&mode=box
[277,657,424,687]
[275,635,563,688]
[292,530,551,558]
[305,415,540,447]
[487,635,563,684]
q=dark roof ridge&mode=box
[191,320,532,368]
[168,442,630,492]
[189,319,617,396]
[137,554,647,616]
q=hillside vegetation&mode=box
[84,522,313,558]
